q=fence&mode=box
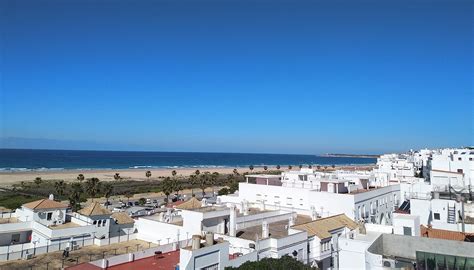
[0,232,138,262]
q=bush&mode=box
[218,188,229,196]
[225,255,317,270]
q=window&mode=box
[458,157,462,161]
[47,212,52,221]
[470,158,473,161]
[201,263,219,270]
[403,226,412,236]
[434,213,440,220]
[457,169,463,173]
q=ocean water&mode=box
[0,149,376,172]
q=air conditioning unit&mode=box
[382,258,396,268]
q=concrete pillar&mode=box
[229,205,236,237]
[128,253,134,262]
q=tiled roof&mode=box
[78,202,112,217]
[111,212,134,224]
[291,214,358,239]
[420,225,473,242]
[175,197,202,210]
[22,199,68,210]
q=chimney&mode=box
[229,205,237,237]
[311,209,318,221]
[49,194,54,201]
[191,235,201,250]
[262,221,269,238]
[242,200,249,215]
[289,214,295,227]
[205,232,214,247]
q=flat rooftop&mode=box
[236,215,311,241]
[49,222,81,230]
[188,206,228,213]
[67,250,180,270]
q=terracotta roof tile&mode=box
[78,202,112,217]
[175,197,202,210]
[22,199,68,210]
[111,212,135,224]
[420,225,472,242]
[291,214,358,239]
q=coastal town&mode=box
[0,147,472,269]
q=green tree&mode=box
[69,182,83,212]
[308,164,312,169]
[218,187,229,196]
[288,165,293,170]
[276,165,280,170]
[263,166,268,171]
[316,165,321,170]
[199,172,212,197]
[171,170,177,177]
[54,180,66,197]
[331,164,336,169]
[299,165,303,169]
[124,191,133,204]
[249,165,254,172]
[138,198,146,205]
[85,178,101,201]
[34,177,42,187]
[101,182,114,208]
[114,173,121,181]
[77,174,85,182]
[233,168,239,175]
[161,177,174,203]
[173,180,183,197]
[225,255,317,270]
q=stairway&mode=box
[447,205,456,224]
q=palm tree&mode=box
[249,165,254,172]
[77,174,85,182]
[331,164,336,169]
[288,165,293,170]
[85,178,101,201]
[102,183,113,209]
[263,166,268,171]
[276,165,280,170]
[146,171,152,180]
[298,165,303,169]
[199,172,212,197]
[173,180,183,197]
[54,180,66,197]
[161,177,174,203]
[69,182,83,211]
[233,168,238,175]
[324,165,328,171]
[114,173,120,181]
[308,164,312,169]
[34,177,42,187]
[171,170,177,177]
[124,192,133,204]
[195,170,200,176]
[316,165,321,170]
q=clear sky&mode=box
[0,0,472,154]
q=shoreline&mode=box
[0,164,375,187]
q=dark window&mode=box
[403,226,412,236]
[434,213,440,220]
[457,169,463,173]
[47,212,52,220]
[458,157,462,161]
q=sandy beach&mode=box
[0,165,374,187]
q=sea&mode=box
[0,149,376,172]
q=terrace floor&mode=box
[67,250,180,270]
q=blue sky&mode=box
[1,0,472,154]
